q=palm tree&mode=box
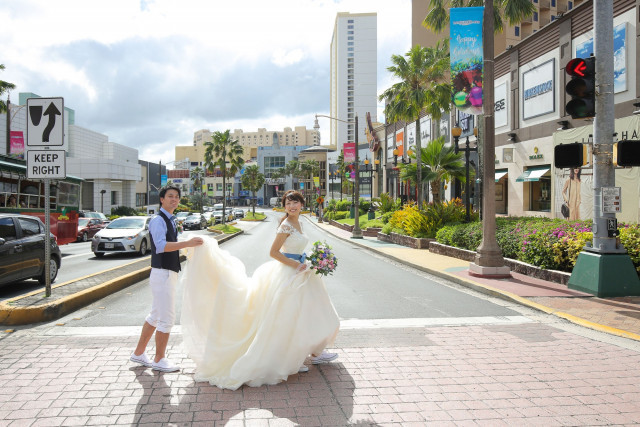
[190,167,204,195]
[399,136,466,204]
[240,164,265,216]
[379,41,451,206]
[423,0,535,36]
[204,130,244,225]
[0,64,16,114]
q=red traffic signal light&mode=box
[565,57,595,119]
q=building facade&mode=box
[330,12,378,151]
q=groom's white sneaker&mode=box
[152,358,180,373]
[298,365,309,373]
[130,352,152,367]
[311,351,338,365]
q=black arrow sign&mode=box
[42,102,61,142]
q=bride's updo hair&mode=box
[279,190,305,224]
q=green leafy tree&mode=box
[190,166,204,194]
[379,41,451,206]
[240,164,265,216]
[423,0,535,36]
[204,130,244,225]
[0,64,16,113]
[399,136,466,204]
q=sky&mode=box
[1,0,411,166]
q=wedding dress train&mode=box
[180,220,340,390]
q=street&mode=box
[1,210,640,425]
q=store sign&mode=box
[395,130,404,156]
[522,59,555,120]
[265,178,286,185]
[386,134,394,160]
[495,82,508,128]
[420,116,431,145]
[457,110,475,137]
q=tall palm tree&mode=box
[0,64,16,114]
[240,164,265,216]
[204,130,244,225]
[423,0,535,36]
[190,167,204,194]
[399,136,466,204]
[379,41,451,205]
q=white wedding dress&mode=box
[180,219,340,390]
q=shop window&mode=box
[516,166,551,212]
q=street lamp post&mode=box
[452,124,477,222]
[314,113,362,238]
[100,189,106,214]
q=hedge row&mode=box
[436,217,640,274]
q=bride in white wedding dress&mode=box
[180,191,340,390]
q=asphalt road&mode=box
[51,210,521,328]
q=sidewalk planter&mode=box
[428,242,572,285]
[330,220,353,232]
[363,227,381,238]
[377,232,434,249]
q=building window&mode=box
[348,36,353,40]
[551,0,556,6]
[348,47,354,51]
[519,166,551,212]
[551,15,556,21]
[216,183,223,191]
[348,42,354,46]
[348,53,354,57]
[515,26,520,36]
[348,31,353,34]
[348,19,353,23]
[111,191,117,205]
[533,12,538,21]
[568,1,573,9]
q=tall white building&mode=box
[330,12,377,152]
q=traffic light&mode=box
[554,143,588,169]
[565,57,596,119]
[614,140,640,167]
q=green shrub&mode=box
[435,225,456,246]
[111,205,140,216]
[380,212,393,224]
[335,200,351,211]
[333,211,348,220]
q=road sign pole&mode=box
[568,0,640,297]
[44,178,51,297]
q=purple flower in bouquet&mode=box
[308,241,338,276]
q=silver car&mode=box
[91,216,151,258]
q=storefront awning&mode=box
[495,170,508,182]
[515,166,550,182]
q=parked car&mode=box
[202,211,214,224]
[77,218,105,242]
[0,213,62,286]
[233,208,245,219]
[91,216,152,258]
[175,211,190,225]
[79,211,110,224]
[213,208,234,224]
[183,213,207,230]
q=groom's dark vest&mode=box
[150,211,181,273]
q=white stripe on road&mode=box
[41,316,533,336]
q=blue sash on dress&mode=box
[282,252,306,263]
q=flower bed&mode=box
[435,217,640,276]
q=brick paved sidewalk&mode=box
[1,323,640,426]
[308,217,640,340]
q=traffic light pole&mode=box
[568,0,640,297]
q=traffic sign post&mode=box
[26,97,66,297]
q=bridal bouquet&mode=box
[308,241,338,276]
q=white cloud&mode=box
[1,0,411,161]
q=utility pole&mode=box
[469,1,510,277]
[568,0,640,296]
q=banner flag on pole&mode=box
[450,7,484,115]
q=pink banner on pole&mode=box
[344,142,356,163]
[10,131,25,159]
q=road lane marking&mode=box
[40,316,534,336]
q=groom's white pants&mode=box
[145,268,178,333]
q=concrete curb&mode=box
[306,217,640,342]
[0,231,244,326]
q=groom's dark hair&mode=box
[159,185,181,199]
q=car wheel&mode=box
[94,252,104,258]
[139,239,148,256]
[81,232,88,242]
[38,258,59,284]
